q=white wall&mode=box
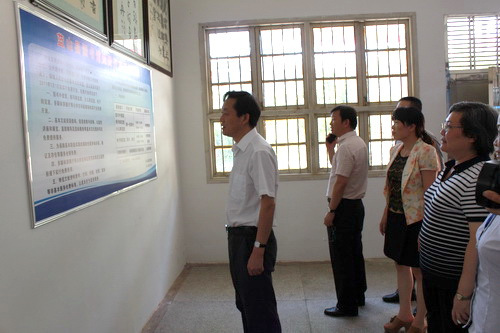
[172,0,500,263]
[0,1,185,332]
[1,0,498,332]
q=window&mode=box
[446,14,500,71]
[201,14,415,180]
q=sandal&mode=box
[384,316,413,333]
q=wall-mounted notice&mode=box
[16,6,157,228]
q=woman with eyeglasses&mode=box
[419,102,498,332]
[380,106,440,333]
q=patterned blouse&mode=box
[387,153,408,214]
[383,139,440,225]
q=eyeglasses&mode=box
[441,122,463,131]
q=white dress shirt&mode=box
[226,128,278,227]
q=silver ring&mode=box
[457,320,462,325]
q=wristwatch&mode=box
[329,209,336,214]
[456,292,472,301]
[254,241,266,248]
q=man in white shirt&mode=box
[221,91,281,333]
[324,105,368,317]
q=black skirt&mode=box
[384,210,422,267]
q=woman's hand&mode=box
[379,206,388,235]
[452,297,471,326]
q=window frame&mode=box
[200,13,418,182]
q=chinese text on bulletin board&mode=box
[17,7,157,227]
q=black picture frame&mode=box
[30,0,107,41]
[146,0,172,76]
[108,0,147,62]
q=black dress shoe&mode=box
[324,306,358,317]
[357,297,365,306]
[382,290,400,303]
[382,289,416,303]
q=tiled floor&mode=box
[145,260,404,333]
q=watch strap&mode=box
[254,241,266,248]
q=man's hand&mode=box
[247,247,265,276]
[326,137,337,163]
[324,211,335,227]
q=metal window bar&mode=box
[447,14,500,71]
[294,27,300,106]
[320,28,327,104]
[343,25,349,102]
[397,20,403,98]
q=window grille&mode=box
[202,14,415,180]
[446,14,500,71]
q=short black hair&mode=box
[449,102,498,156]
[399,96,422,112]
[223,91,260,128]
[331,105,357,130]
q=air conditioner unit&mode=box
[489,66,500,109]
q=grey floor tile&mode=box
[174,265,234,302]
[154,300,242,333]
[273,265,306,301]
[148,260,402,333]
[365,260,397,297]
[276,300,311,333]
[299,262,336,300]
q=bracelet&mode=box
[329,209,336,213]
[456,292,472,301]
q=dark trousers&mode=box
[228,227,281,333]
[422,274,468,333]
[327,198,367,313]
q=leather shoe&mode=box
[382,290,399,303]
[382,289,416,303]
[324,306,358,317]
[357,297,365,306]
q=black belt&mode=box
[327,198,362,203]
[225,225,257,235]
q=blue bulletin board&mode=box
[16,5,157,228]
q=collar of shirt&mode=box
[232,128,258,155]
[442,155,490,178]
[336,130,356,145]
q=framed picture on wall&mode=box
[108,0,146,61]
[30,0,107,40]
[146,0,172,76]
